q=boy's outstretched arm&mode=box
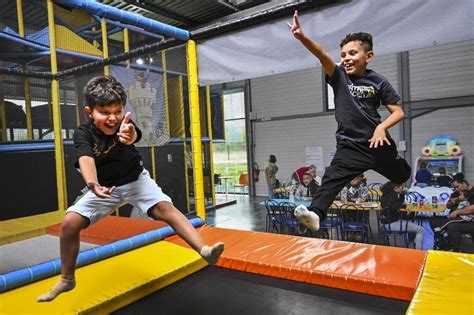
[369,104,405,148]
[78,156,115,198]
[289,10,336,77]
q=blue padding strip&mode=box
[0,217,204,292]
[55,0,189,40]
[0,141,74,152]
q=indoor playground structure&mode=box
[0,1,472,314]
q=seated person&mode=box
[294,173,319,200]
[415,161,432,187]
[380,181,425,250]
[436,167,452,187]
[431,179,474,252]
[292,164,320,185]
[340,174,368,202]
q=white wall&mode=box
[250,40,473,196]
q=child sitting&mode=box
[380,181,425,249]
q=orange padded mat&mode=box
[167,227,427,301]
[47,216,168,245]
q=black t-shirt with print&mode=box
[73,120,143,187]
[327,65,401,142]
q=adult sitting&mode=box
[340,174,368,202]
[291,164,321,185]
[295,173,319,200]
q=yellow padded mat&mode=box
[0,211,63,245]
[0,241,206,314]
[407,250,474,314]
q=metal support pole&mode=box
[47,0,67,211]
[186,40,205,219]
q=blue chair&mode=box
[278,201,307,235]
[341,204,369,243]
[264,199,285,233]
[378,208,409,248]
[319,203,343,240]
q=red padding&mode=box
[167,227,426,301]
[47,216,168,245]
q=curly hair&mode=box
[84,76,127,108]
[340,32,373,52]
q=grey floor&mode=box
[0,235,97,274]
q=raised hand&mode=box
[117,112,136,144]
[288,10,304,39]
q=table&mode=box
[259,199,381,210]
[219,176,232,199]
[405,204,447,214]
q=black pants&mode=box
[309,139,411,220]
[430,217,474,251]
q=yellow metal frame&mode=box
[47,0,67,211]
[17,0,33,140]
[101,18,110,76]
[177,75,191,212]
[186,40,205,219]
[205,86,216,206]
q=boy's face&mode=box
[340,41,373,76]
[302,175,312,186]
[350,178,361,186]
[85,102,124,135]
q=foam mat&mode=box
[168,226,427,301]
[407,250,474,314]
[0,241,207,314]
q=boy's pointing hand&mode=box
[288,10,303,40]
[118,112,136,145]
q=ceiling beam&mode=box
[124,0,197,27]
[216,0,241,12]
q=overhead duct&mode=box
[54,0,190,40]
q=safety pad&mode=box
[167,227,426,301]
[0,211,63,245]
[407,250,474,314]
[0,241,207,314]
[47,216,168,245]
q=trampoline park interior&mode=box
[0,1,472,314]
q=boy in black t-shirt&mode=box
[38,76,224,302]
[289,11,411,231]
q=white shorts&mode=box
[66,169,172,225]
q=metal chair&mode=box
[377,208,409,248]
[341,204,369,243]
[278,201,308,235]
[264,199,285,233]
[319,203,343,240]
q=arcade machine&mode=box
[412,134,463,184]
[409,135,463,216]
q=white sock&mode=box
[200,242,224,265]
[37,278,75,302]
[294,205,320,231]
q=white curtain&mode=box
[197,0,473,85]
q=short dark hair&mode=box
[419,161,428,169]
[452,178,469,186]
[84,76,127,108]
[340,32,373,52]
[438,167,446,174]
[269,155,276,163]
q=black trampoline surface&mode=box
[114,267,409,315]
